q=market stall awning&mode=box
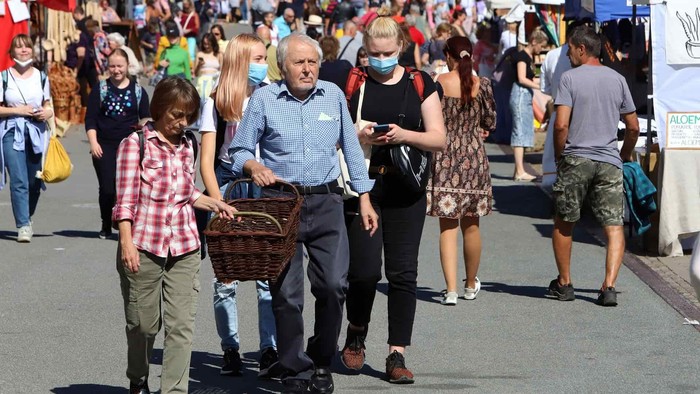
[38,0,75,12]
[565,0,649,22]
[487,0,519,10]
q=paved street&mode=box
[1,127,699,393]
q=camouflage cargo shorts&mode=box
[552,155,624,226]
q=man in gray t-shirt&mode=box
[548,26,640,307]
[555,63,636,169]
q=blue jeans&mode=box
[213,279,277,351]
[509,84,535,148]
[212,164,275,351]
[2,131,42,227]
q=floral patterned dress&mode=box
[426,77,496,219]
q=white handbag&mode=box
[338,81,371,199]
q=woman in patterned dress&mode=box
[427,36,496,305]
[85,49,150,238]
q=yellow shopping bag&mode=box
[41,135,73,183]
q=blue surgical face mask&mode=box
[248,63,269,86]
[368,56,398,75]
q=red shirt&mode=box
[113,125,203,258]
[409,26,426,47]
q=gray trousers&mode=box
[270,193,349,380]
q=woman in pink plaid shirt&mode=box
[112,77,236,394]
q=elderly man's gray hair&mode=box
[107,32,126,46]
[404,14,416,26]
[277,33,323,72]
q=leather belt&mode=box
[288,181,343,195]
[368,165,398,175]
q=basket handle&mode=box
[223,178,302,201]
[206,211,284,234]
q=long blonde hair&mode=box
[212,33,264,122]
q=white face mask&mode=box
[13,58,33,67]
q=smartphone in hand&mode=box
[373,124,390,134]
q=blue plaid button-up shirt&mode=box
[229,80,374,194]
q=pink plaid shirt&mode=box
[113,125,203,258]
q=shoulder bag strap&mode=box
[7,70,28,105]
[355,80,365,126]
[338,36,355,60]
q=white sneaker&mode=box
[463,277,481,300]
[441,291,458,306]
[17,225,33,243]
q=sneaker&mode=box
[441,291,458,305]
[340,327,366,371]
[598,287,618,307]
[17,225,33,243]
[547,277,575,301]
[99,228,113,239]
[258,347,281,379]
[221,348,242,376]
[385,350,414,384]
[129,381,150,394]
[463,277,481,300]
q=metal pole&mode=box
[646,10,653,175]
[632,5,637,66]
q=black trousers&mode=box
[79,66,98,107]
[270,192,349,379]
[92,142,119,230]
[344,175,427,347]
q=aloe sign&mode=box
[666,3,700,64]
[666,112,700,149]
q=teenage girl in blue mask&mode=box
[340,15,447,385]
[198,33,279,378]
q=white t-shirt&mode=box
[1,68,50,109]
[499,31,517,55]
[200,95,255,164]
[199,93,260,164]
[540,44,571,100]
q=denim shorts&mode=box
[509,84,534,147]
[552,155,624,226]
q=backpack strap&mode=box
[185,129,198,162]
[214,104,226,168]
[404,66,425,102]
[40,71,47,102]
[135,81,142,106]
[137,127,198,165]
[137,130,145,164]
[1,70,7,105]
[344,66,368,107]
[99,79,108,106]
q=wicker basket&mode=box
[204,179,302,283]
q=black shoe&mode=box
[129,381,150,394]
[547,277,575,301]
[99,228,112,239]
[309,368,334,394]
[258,347,282,379]
[221,348,242,376]
[598,287,618,307]
[281,378,309,393]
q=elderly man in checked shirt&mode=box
[229,33,379,394]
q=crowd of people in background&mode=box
[1,0,652,393]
